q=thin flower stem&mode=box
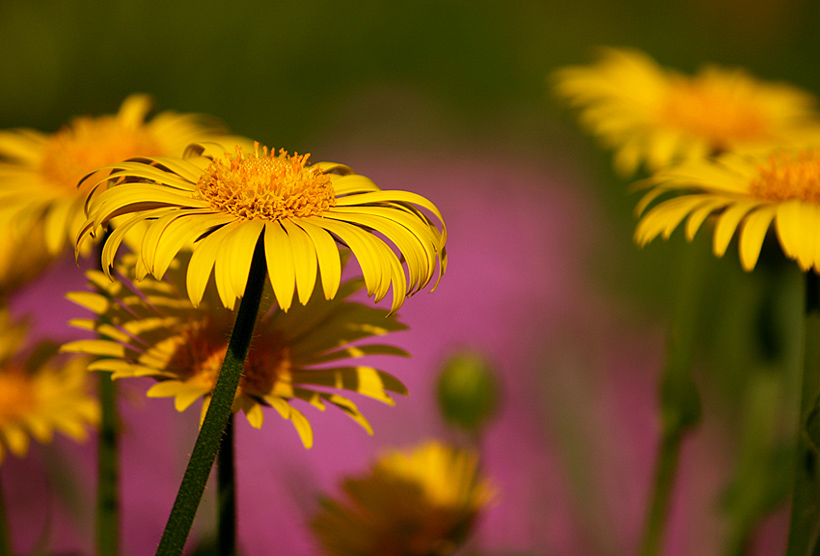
[155,236,267,556]
[218,415,237,556]
[97,372,119,556]
[0,470,12,556]
[96,228,120,556]
[785,271,820,556]
[639,243,704,556]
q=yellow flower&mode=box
[635,148,820,272]
[61,253,410,448]
[553,47,820,175]
[0,221,51,296]
[0,94,225,258]
[310,441,495,556]
[0,311,98,463]
[77,142,447,314]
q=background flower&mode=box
[0,94,225,262]
[553,47,820,175]
[635,149,820,272]
[63,253,410,449]
[0,310,97,463]
[310,440,495,556]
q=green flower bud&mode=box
[436,350,500,434]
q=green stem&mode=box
[97,372,119,556]
[96,227,120,556]
[0,470,13,556]
[639,243,704,556]
[155,236,267,556]
[786,271,820,556]
[217,415,237,556]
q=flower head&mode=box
[0,311,98,463]
[635,148,820,272]
[77,142,447,314]
[553,48,820,175]
[0,94,225,259]
[61,253,411,448]
[310,441,495,556]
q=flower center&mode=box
[749,150,820,204]
[39,115,163,190]
[0,370,36,424]
[195,145,336,221]
[169,317,292,397]
[659,76,770,149]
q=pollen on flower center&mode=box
[749,150,820,204]
[659,78,769,147]
[195,145,336,221]
[0,371,35,423]
[39,116,163,190]
[169,318,291,396]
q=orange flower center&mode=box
[169,317,292,397]
[659,76,770,149]
[39,115,163,190]
[195,145,336,221]
[0,370,36,424]
[749,150,820,204]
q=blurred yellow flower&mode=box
[0,311,98,463]
[0,94,224,258]
[635,148,820,272]
[0,221,51,296]
[61,253,410,448]
[311,441,495,556]
[553,48,820,175]
[77,142,447,314]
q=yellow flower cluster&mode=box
[555,47,820,273]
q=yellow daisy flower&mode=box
[0,94,225,257]
[553,47,820,175]
[0,311,98,463]
[310,440,495,556]
[61,253,410,448]
[77,141,447,314]
[635,148,820,272]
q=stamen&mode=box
[750,150,820,204]
[659,75,769,147]
[195,146,336,221]
[39,116,162,189]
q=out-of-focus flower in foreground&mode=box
[61,253,410,448]
[0,94,224,259]
[76,142,447,314]
[0,310,98,463]
[553,47,820,175]
[310,440,495,556]
[635,148,820,272]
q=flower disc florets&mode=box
[40,116,163,190]
[660,77,770,148]
[749,149,820,204]
[195,145,336,221]
[168,317,292,398]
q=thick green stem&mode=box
[0,470,13,556]
[786,272,820,556]
[639,243,704,556]
[155,237,267,556]
[217,415,237,556]
[97,372,119,556]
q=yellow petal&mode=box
[263,223,296,311]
